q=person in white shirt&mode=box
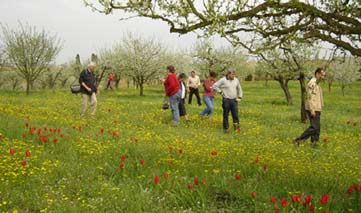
[187,71,202,106]
[178,73,188,120]
[213,68,243,133]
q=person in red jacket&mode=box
[163,65,181,126]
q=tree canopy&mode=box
[85,0,361,56]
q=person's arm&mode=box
[212,78,224,95]
[307,82,317,117]
[196,76,201,87]
[236,79,243,100]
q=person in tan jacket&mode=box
[294,68,326,147]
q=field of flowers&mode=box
[0,81,360,212]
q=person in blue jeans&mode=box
[163,65,181,126]
[213,68,243,133]
[200,71,217,117]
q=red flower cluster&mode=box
[347,183,361,194]
[319,194,330,204]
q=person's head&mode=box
[209,71,217,80]
[88,62,96,72]
[178,73,186,81]
[190,71,196,77]
[226,68,236,80]
[314,67,326,80]
[167,65,175,73]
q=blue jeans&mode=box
[200,96,214,116]
[169,90,181,124]
[222,98,239,130]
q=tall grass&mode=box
[0,81,360,212]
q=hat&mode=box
[88,61,96,67]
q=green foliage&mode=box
[0,81,360,212]
[0,22,62,95]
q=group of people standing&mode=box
[78,62,326,147]
[163,65,243,133]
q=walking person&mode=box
[213,68,243,133]
[200,71,217,118]
[79,62,98,118]
[164,65,181,126]
[178,73,189,120]
[187,71,202,106]
[106,72,114,89]
[294,68,326,147]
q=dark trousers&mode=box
[222,98,239,130]
[296,111,321,142]
[179,98,187,116]
[188,87,201,105]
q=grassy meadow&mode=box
[0,80,360,212]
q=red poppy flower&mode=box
[263,164,268,170]
[236,127,241,133]
[21,160,27,167]
[154,175,160,184]
[53,138,58,145]
[235,174,241,180]
[163,172,169,179]
[251,191,257,198]
[194,178,199,185]
[22,133,27,139]
[100,128,104,134]
[323,137,329,142]
[210,150,217,156]
[119,163,125,168]
[139,159,145,165]
[255,156,259,163]
[270,196,277,203]
[347,187,353,194]
[37,129,42,135]
[303,195,312,206]
[309,205,315,211]
[25,150,31,157]
[60,133,64,138]
[188,183,193,190]
[353,122,357,126]
[113,131,119,138]
[202,179,207,185]
[121,155,126,161]
[9,148,15,155]
[280,198,288,207]
[319,194,330,204]
[274,206,279,211]
[291,194,302,202]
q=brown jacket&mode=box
[305,77,324,112]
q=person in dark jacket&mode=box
[163,65,181,126]
[79,62,98,118]
[178,73,188,120]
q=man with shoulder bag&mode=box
[79,62,98,118]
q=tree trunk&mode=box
[299,73,307,123]
[139,82,144,96]
[26,77,30,95]
[277,78,293,105]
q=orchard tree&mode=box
[114,33,165,96]
[193,40,250,79]
[330,56,361,96]
[255,41,320,121]
[85,0,361,57]
[1,23,62,95]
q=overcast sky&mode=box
[0,0,227,64]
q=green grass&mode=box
[0,81,360,212]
